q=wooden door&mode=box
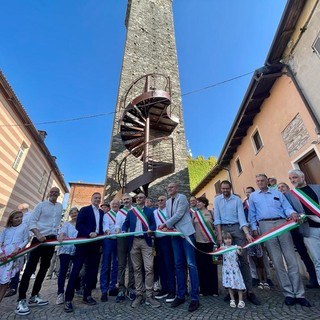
[298,151,320,184]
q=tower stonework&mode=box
[104,0,190,200]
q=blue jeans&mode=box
[171,234,199,301]
[58,254,80,294]
[155,236,176,293]
[100,239,118,294]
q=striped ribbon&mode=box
[0,215,306,267]
[194,209,217,244]
[132,207,149,229]
[290,188,320,218]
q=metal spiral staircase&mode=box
[117,73,179,195]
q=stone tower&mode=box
[104,0,190,200]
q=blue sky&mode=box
[0,0,287,187]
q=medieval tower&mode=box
[104,0,190,200]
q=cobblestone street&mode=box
[1,276,320,320]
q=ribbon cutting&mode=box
[0,215,307,267]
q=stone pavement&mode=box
[1,277,320,320]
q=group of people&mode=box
[0,167,319,316]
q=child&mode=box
[221,232,246,308]
[247,241,269,290]
[0,210,29,303]
[55,207,79,305]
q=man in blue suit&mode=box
[64,192,104,313]
[122,193,160,308]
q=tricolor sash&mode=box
[190,208,197,215]
[156,209,167,224]
[194,209,217,243]
[291,188,320,219]
[107,210,117,224]
[132,207,149,229]
[119,207,129,217]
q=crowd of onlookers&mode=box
[0,168,319,316]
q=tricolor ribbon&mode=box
[132,207,149,229]
[290,188,320,218]
[107,210,117,223]
[0,215,307,267]
[194,209,217,244]
[156,209,167,224]
[119,207,129,217]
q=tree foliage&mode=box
[188,156,217,191]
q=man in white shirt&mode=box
[16,187,63,316]
[100,199,119,302]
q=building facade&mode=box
[67,182,105,211]
[0,71,68,227]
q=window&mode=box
[251,130,263,153]
[214,180,221,195]
[312,33,320,58]
[12,142,28,171]
[235,157,243,175]
[38,170,48,194]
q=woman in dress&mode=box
[191,196,219,296]
[0,210,29,303]
[221,232,246,308]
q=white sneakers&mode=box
[56,293,64,305]
[15,300,30,316]
[28,295,49,306]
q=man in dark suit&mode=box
[64,192,104,313]
[122,193,160,308]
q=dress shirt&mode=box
[214,194,248,229]
[103,214,116,234]
[249,188,295,230]
[153,207,168,238]
[29,200,63,236]
[115,207,133,230]
[92,205,100,233]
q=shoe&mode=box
[252,278,259,287]
[15,300,30,316]
[127,290,136,301]
[165,292,176,303]
[296,298,311,307]
[108,288,119,296]
[263,282,270,290]
[188,300,199,312]
[257,282,264,290]
[306,283,320,289]
[28,295,49,306]
[230,299,236,308]
[238,300,245,308]
[266,278,274,287]
[116,291,125,303]
[5,288,17,297]
[145,297,161,308]
[171,297,185,308]
[155,290,168,300]
[56,293,64,305]
[284,296,295,306]
[83,296,97,305]
[101,293,108,302]
[131,295,143,308]
[64,301,73,313]
[247,292,261,305]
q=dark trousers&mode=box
[195,242,219,295]
[291,228,318,285]
[154,236,176,294]
[58,254,80,295]
[65,242,101,302]
[18,238,55,300]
